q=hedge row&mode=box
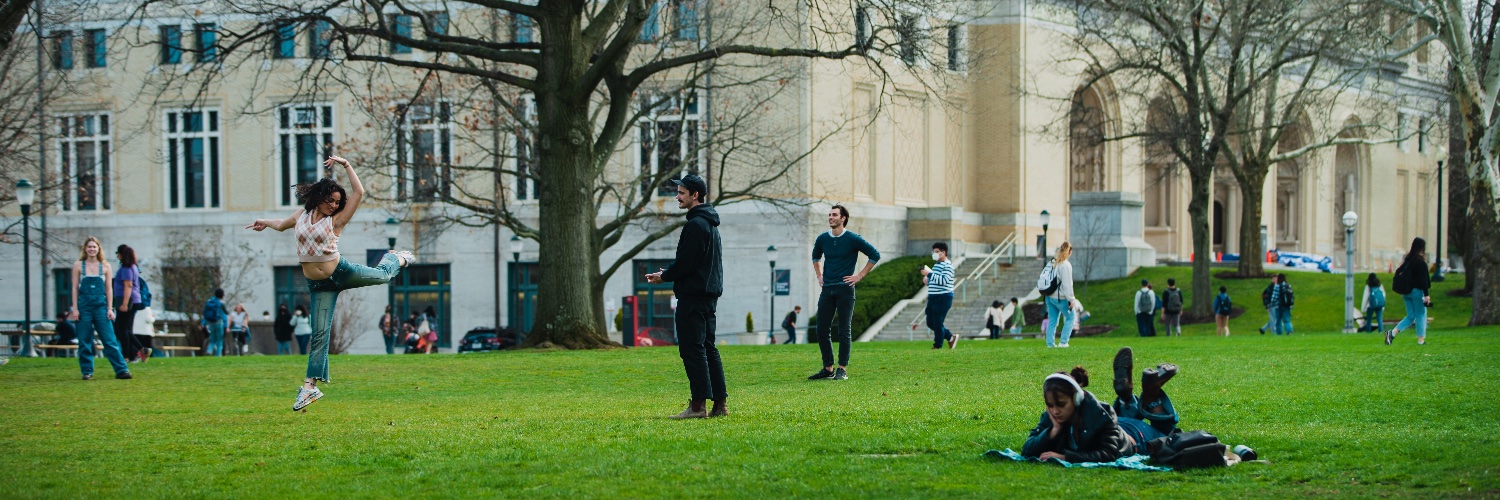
[807,255,930,335]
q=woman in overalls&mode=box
[69,237,132,380]
[247,155,413,411]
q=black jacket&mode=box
[1395,254,1432,296]
[661,204,723,299]
[1021,391,1131,463]
[273,311,294,342]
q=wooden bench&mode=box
[158,346,201,357]
[36,344,78,356]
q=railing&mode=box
[904,232,1019,339]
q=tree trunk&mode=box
[1188,171,1213,317]
[1467,180,1500,325]
[1236,168,1270,277]
[1447,89,1473,294]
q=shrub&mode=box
[807,255,929,335]
[746,312,754,333]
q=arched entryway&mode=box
[1070,84,1115,194]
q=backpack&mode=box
[1149,430,1229,469]
[1279,285,1295,308]
[202,298,224,322]
[136,268,153,308]
[1036,260,1061,296]
[1392,260,1414,294]
[1370,287,1386,309]
[1215,294,1232,315]
[1163,289,1183,314]
[1135,290,1155,313]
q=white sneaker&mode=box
[1060,343,1070,348]
[391,250,416,267]
[293,386,324,411]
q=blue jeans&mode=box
[926,293,954,348]
[1260,307,1277,332]
[1394,289,1428,339]
[305,255,403,383]
[1273,307,1293,335]
[277,340,292,355]
[783,325,797,345]
[295,334,310,354]
[75,303,129,376]
[1044,296,1075,347]
[205,320,225,356]
[1363,307,1384,332]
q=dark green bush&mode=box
[806,255,929,335]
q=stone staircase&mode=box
[869,257,1043,342]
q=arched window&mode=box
[1070,87,1108,193]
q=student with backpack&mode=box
[201,288,230,356]
[1258,275,1279,334]
[1269,274,1294,335]
[1213,286,1233,336]
[1386,237,1433,346]
[1361,273,1387,333]
[1160,278,1184,336]
[1133,280,1157,337]
[1038,242,1077,348]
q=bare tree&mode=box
[329,290,367,354]
[118,0,983,348]
[149,229,265,321]
[1069,210,1111,295]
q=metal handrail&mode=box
[907,232,1018,337]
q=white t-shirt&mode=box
[133,306,157,335]
[229,311,249,330]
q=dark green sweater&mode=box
[811,230,881,287]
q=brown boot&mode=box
[669,399,708,419]
[709,398,728,417]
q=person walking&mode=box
[132,304,157,358]
[292,305,312,354]
[1160,278,1184,336]
[1041,242,1077,347]
[420,306,439,353]
[808,204,881,380]
[924,242,958,349]
[644,174,727,419]
[1270,273,1294,335]
[112,244,148,361]
[1007,297,1026,334]
[1133,280,1156,337]
[1386,238,1432,345]
[985,300,1005,340]
[782,306,800,345]
[228,303,251,355]
[1213,286,1232,336]
[1361,273,1387,333]
[1258,275,1279,335]
[380,305,396,354]
[274,304,295,355]
[247,155,415,411]
[69,237,132,380]
[200,289,229,356]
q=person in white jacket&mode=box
[1360,273,1387,333]
[984,300,1006,339]
[131,306,157,360]
[1043,242,1076,348]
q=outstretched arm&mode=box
[328,156,365,229]
[247,209,302,232]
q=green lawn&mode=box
[3,327,1498,497]
[1067,266,1472,337]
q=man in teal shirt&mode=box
[808,205,881,380]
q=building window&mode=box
[164,109,221,209]
[673,0,698,41]
[512,95,539,200]
[311,21,332,59]
[57,113,112,211]
[426,12,449,38]
[1417,117,1429,154]
[640,2,660,41]
[392,264,452,349]
[277,104,335,206]
[53,268,73,318]
[395,101,452,202]
[513,14,535,43]
[84,29,106,68]
[632,259,676,331]
[273,266,311,313]
[638,92,703,197]
[946,25,965,71]
[160,26,182,64]
[389,15,413,54]
[854,6,871,50]
[508,261,539,334]
[898,15,919,65]
[53,31,73,70]
[274,23,296,59]
[1396,113,1408,151]
[194,23,217,63]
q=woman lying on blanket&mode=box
[1022,347,1253,464]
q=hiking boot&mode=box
[293,386,324,411]
[833,367,848,380]
[115,372,133,380]
[1153,363,1177,387]
[807,368,835,380]
[1112,347,1134,400]
[1384,329,1395,345]
[670,399,708,419]
[709,398,729,417]
[391,250,417,267]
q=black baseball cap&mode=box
[670,174,707,198]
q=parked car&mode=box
[634,326,676,347]
[457,327,524,353]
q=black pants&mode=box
[113,302,143,358]
[784,325,797,345]
[676,296,726,401]
[926,293,954,348]
[988,325,1000,339]
[816,285,856,368]
[1136,312,1156,337]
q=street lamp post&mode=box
[509,235,522,330]
[16,179,35,357]
[1040,210,1051,260]
[1342,211,1358,333]
[383,217,399,353]
[766,245,777,345]
[1433,147,1448,282]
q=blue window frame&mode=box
[639,2,660,41]
[273,266,311,314]
[53,31,73,70]
[194,23,216,62]
[160,26,182,64]
[675,0,698,41]
[274,23,296,59]
[508,262,538,334]
[310,21,332,59]
[84,29,106,68]
[513,14,534,44]
[390,15,412,53]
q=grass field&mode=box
[3,326,1497,497]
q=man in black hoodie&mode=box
[645,174,727,419]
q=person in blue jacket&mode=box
[1020,367,1130,463]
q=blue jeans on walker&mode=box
[1363,307,1384,332]
[204,320,225,356]
[76,303,129,376]
[1394,289,1428,339]
[926,293,954,348]
[1274,307,1293,335]
[305,255,403,383]
[1045,296,1075,347]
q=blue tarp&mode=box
[1273,251,1333,273]
[983,448,1173,472]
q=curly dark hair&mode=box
[295,178,347,216]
